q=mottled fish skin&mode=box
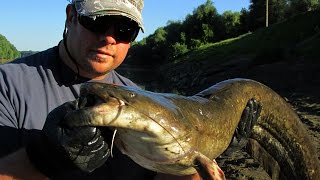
[196,78,320,179]
[66,78,320,179]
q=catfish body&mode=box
[66,78,320,179]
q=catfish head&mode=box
[64,82,200,175]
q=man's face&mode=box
[65,5,138,79]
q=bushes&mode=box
[127,0,320,66]
[0,34,20,63]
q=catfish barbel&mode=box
[64,78,320,179]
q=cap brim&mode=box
[89,10,144,32]
[74,1,144,32]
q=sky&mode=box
[0,0,250,51]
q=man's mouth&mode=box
[88,49,114,61]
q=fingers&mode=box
[154,173,201,180]
[194,155,226,180]
[63,126,100,144]
[71,133,110,172]
[62,107,101,127]
[62,126,111,172]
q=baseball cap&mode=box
[72,0,144,32]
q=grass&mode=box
[175,10,320,64]
[297,32,320,60]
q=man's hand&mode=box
[26,100,110,177]
[154,173,201,180]
[154,159,225,180]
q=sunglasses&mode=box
[78,15,140,42]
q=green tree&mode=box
[269,0,287,23]
[246,0,320,31]
[164,20,183,46]
[248,0,289,30]
[145,27,169,64]
[0,34,20,64]
[286,0,319,16]
[222,11,241,38]
[171,42,188,60]
[239,8,251,33]
[182,0,222,46]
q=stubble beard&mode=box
[79,56,111,77]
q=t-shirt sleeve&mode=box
[0,66,48,157]
[0,69,18,127]
[0,69,22,156]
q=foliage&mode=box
[295,28,320,60]
[0,34,20,64]
[222,11,242,37]
[126,0,320,66]
[245,0,320,31]
[239,8,251,34]
[127,0,225,65]
[182,0,221,43]
[171,42,188,60]
[173,10,320,64]
[246,0,288,30]
[287,0,319,13]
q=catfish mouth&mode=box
[77,92,125,110]
[77,85,192,164]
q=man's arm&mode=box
[0,148,47,180]
[0,149,206,180]
[0,100,110,179]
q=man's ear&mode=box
[65,4,76,28]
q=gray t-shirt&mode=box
[0,46,155,179]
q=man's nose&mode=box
[99,25,117,44]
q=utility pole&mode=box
[266,0,269,27]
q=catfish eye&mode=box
[129,92,136,98]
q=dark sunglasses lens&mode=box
[78,15,99,32]
[78,15,139,42]
[116,23,139,42]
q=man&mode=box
[0,1,258,179]
[0,0,223,179]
